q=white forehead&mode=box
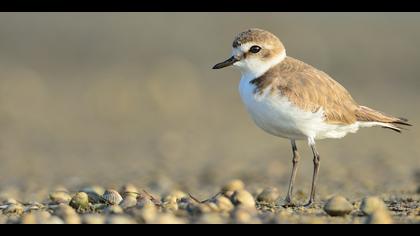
[232,42,255,55]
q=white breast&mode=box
[238,75,362,142]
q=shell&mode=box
[69,192,90,211]
[103,189,123,205]
[324,196,353,217]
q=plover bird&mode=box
[212,28,411,206]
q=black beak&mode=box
[212,56,239,69]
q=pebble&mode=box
[106,215,137,224]
[197,213,226,224]
[365,209,393,224]
[21,211,48,224]
[221,179,245,193]
[49,191,72,204]
[120,195,138,209]
[82,214,106,224]
[69,192,90,211]
[119,184,139,198]
[212,195,234,212]
[256,187,280,203]
[53,204,81,224]
[150,213,186,224]
[103,205,124,215]
[360,196,388,215]
[324,196,353,216]
[231,190,256,209]
[3,204,24,216]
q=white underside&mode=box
[238,76,383,145]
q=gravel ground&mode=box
[0,179,418,224]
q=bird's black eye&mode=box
[249,45,261,53]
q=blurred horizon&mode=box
[0,13,419,198]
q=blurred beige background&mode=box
[0,13,419,197]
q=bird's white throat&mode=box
[234,50,287,79]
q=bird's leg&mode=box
[284,140,300,206]
[305,142,321,207]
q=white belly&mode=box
[238,77,361,141]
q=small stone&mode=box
[103,205,124,215]
[221,179,245,193]
[106,215,137,224]
[137,197,156,209]
[360,196,387,215]
[49,191,72,204]
[119,184,139,198]
[82,186,106,204]
[231,207,260,224]
[231,190,256,209]
[82,214,106,224]
[3,204,24,216]
[212,196,234,212]
[120,195,138,209]
[150,213,186,224]
[69,192,90,211]
[162,195,178,212]
[4,198,18,205]
[21,212,48,224]
[324,196,353,217]
[103,189,123,205]
[365,209,393,224]
[162,190,187,202]
[256,187,280,203]
[197,213,226,224]
[53,204,81,224]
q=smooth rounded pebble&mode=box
[324,196,353,217]
[106,215,137,224]
[365,209,393,224]
[231,190,256,209]
[49,191,72,204]
[120,195,138,209]
[82,214,106,224]
[360,196,387,215]
[212,195,234,212]
[69,192,90,211]
[256,187,280,203]
[221,179,245,193]
[119,184,139,197]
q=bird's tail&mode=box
[355,106,412,133]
